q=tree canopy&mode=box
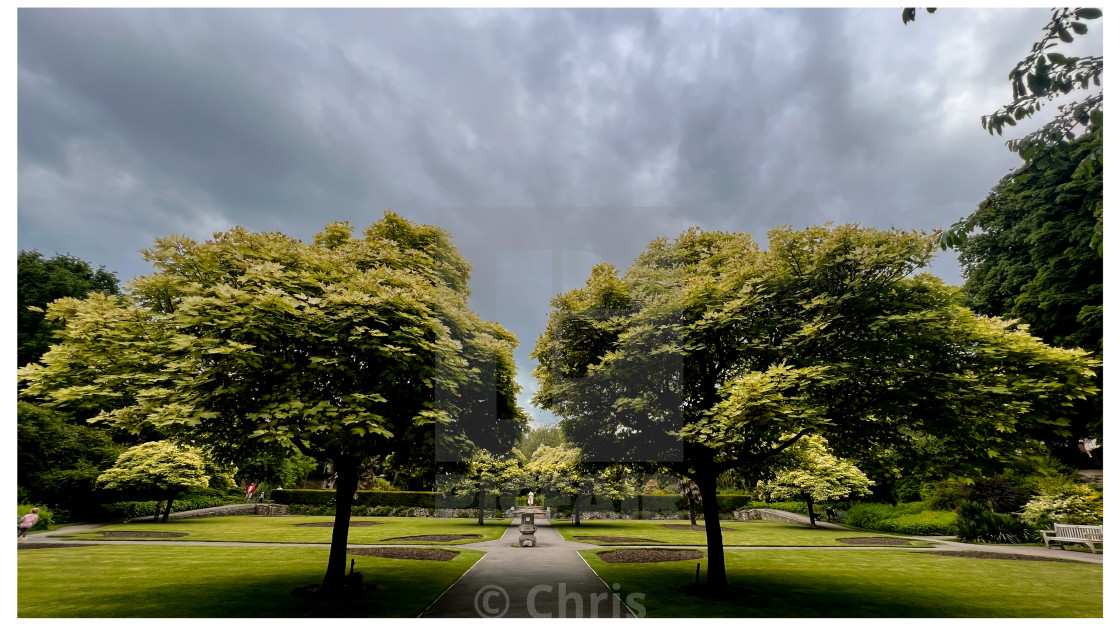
[19,211,525,588]
[532,223,1098,589]
[17,250,120,367]
[957,133,1103,355]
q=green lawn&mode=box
[584,548,1102,617]
[56,515,508,544]
[553,519,931,547]
[18,544,482,617]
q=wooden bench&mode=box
[1040,523,1103,554]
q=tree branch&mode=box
[291,437,328,460]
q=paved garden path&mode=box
[21,513,1102,571]
[419,519,635,618]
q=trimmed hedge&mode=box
[272,490,762,518]
[96,494,235,520]
[272,490,450,509]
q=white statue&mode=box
[527,491,535,506]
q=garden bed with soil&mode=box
[385,534,482,542]
[98,531,188,538]
[575,536,663,543]
[836,537,915,546]
[598,549,704,563]
[348,547,458,561]
[660,524,734,531]
[295,521,382,527]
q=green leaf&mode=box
[1070,21,1088,35]
[1073,9,1102,19]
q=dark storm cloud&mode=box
[17,7,1103,420]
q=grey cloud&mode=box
[18,7,1102,421]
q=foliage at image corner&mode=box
[904,8,1104,255]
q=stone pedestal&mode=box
[515,508,544,547]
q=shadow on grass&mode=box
[18,545,482,617]
[586,549,1102,618]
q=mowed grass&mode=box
[584,548,1102,617]
[57,515,508,544]
[18,544,482,617]
[552,519,931,547]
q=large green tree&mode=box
[533,224,1098,590]
[19,212,524,590]
[955,134,1103,460]
[17,250,120,367]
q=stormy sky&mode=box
[16,7,1104,423]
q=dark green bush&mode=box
[288,504,334,516]
[635,495,684,515]
[715,495,755,513]
[954,500,1033,543]
[921,479,971,510]
[964,477,1028,513]
[845,501,956,536]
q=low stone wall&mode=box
[734,508,804,525]
[133,502,289,522]
[551,510,692,521]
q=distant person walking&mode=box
[245,483,257,502]
[18,508,39,538]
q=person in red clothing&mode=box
[245,483,257,502]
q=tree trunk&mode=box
[806,495,817,528]
[161,493,176,523]
[687,494,697,527]
[477,476,485,526]
[322,456,360,589]
[695,472,727,591]
[571,493,582,526]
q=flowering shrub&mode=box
[1020,483,1102,529]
